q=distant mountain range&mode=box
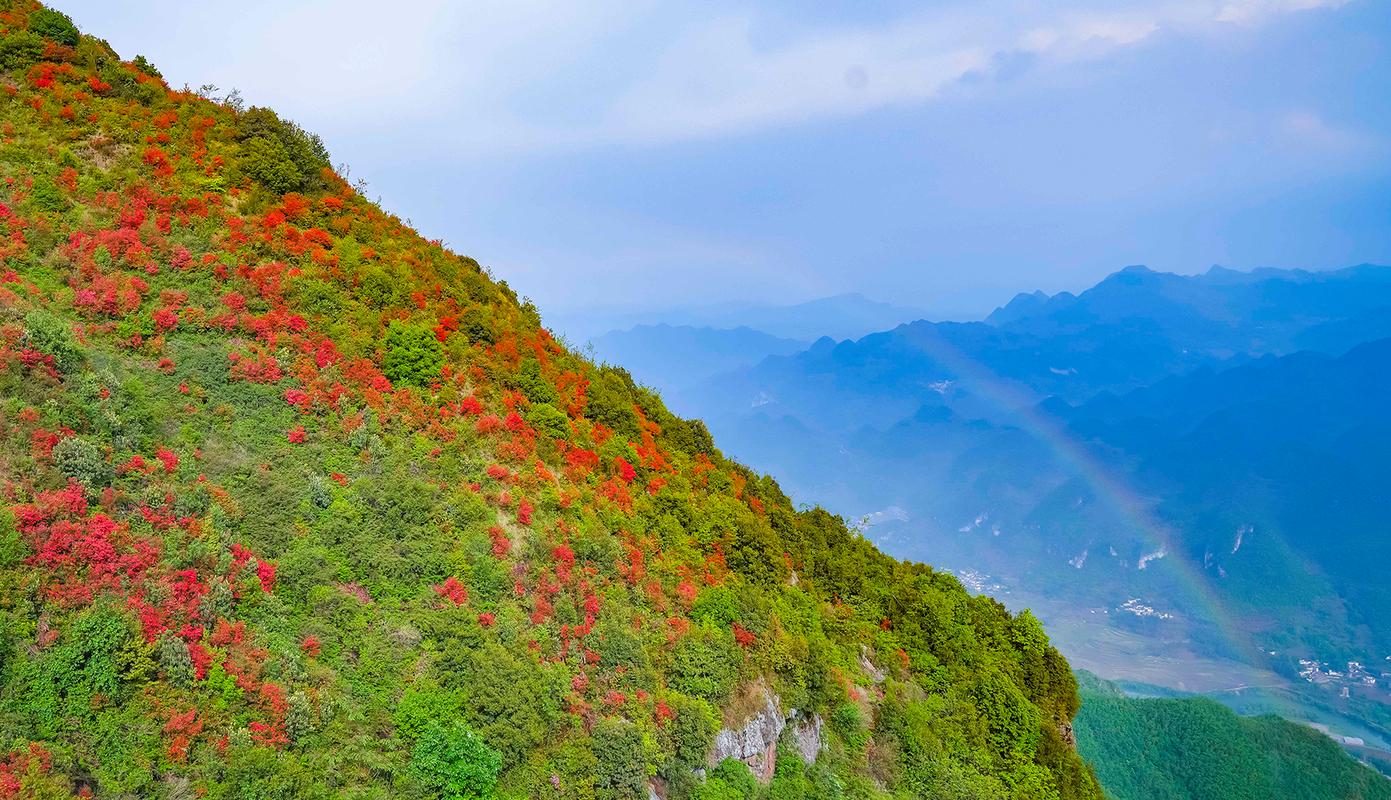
[587,324,806,401]
[563,291,929,346]
[684,264,1391,423]
[682,292,931,342]
[601,262,1391,748]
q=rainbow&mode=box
[897,323,1307,708]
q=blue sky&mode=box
[55,1,1391,327]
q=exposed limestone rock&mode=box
[788,709,825,765]
[709,688,827,782]
[859,645,886,684]
[710,690,785,781]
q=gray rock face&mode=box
[789,710,825,765]
[859,645,886,684]
[708,690,826,782]
[710,691,785,781]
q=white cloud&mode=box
[1276,109,1377,154]
[596,0,1352,146]
[57,0,1354,154]
[1215,0,1351,24]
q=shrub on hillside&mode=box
[28,8,79,46]
[383,320,445,387]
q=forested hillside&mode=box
[1074,673,1391,800]
[0,4,1101,799]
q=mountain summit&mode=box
[0,4,1099,799]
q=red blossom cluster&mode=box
[488,525,510,558]
[434,576,468,606]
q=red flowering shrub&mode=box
[256,560,276,593]
[152,307,178,331]
[0,744,54,796]
[733,622,757,648]
[155,447,179,473]
[164,708,203,764]
[489,526,510,558]
[434,576,468,606]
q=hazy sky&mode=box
[55,1,1391,322]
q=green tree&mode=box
[23,310,79,372]
[525,402,570,439]
[670,626,740,703]
[517,358,557,404]
[132,54,161,78]
[395,685,465,741]
[52,436,109,490]
[693,759,759,800]
[155,632,195,688]
[24,179,68,214]
[459,642,561,767]
[691,586,739,627]
[383,320,445,387]
[0,31,44,69]
[240,135,303,193]
[593,718,647,800]
[410,720,503,800]
[0,507,20,570]
[236,107,331,193]
[28,8,80,46]
[660,693,719,771]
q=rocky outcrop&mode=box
[710,691,785,781]
[709,689,826,782]
[788,710,825,765]
[859,645,886,684]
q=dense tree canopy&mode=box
[1074,673,1391,800]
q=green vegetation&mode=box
[1075,673,1391,800]
[410,721,503,800]
[0,3,1103,798]
[383,319,445,387]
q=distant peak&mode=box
[986,288,1058,325]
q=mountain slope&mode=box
[1073,673,1391,800]
[0,5,1100,799]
